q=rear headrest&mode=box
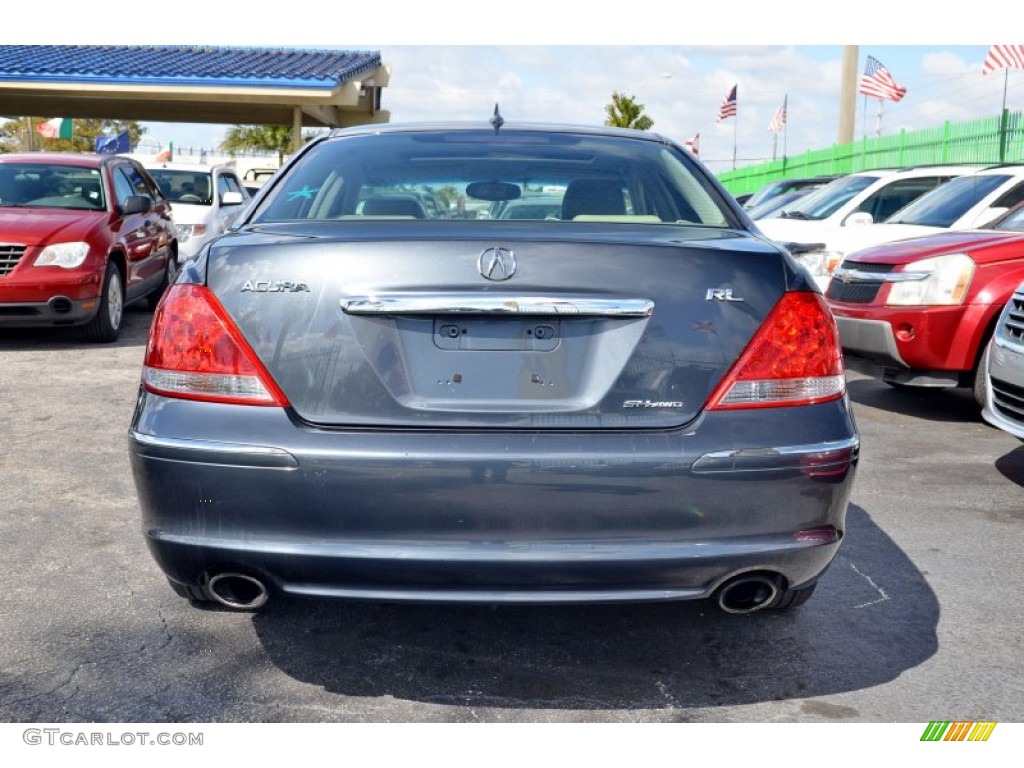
[561,179,627,219]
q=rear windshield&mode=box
[0,163,105,211]
[148,169,215,206]
[886,174,1009,226]
[249,130,732,227]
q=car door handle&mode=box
[340,294,655,317]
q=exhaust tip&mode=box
[716,574,780,615]
[206,572,269,610]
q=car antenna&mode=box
[490,103,504,132]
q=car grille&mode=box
[0,243,27,277]
[825,261,897,304]
[991,376,1024,427]
[998,289,1024,344]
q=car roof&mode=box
[848,165,984,179]
[0,152,106,167]
[326,121,680,146]
[144,162,236,172]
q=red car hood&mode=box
[0,207,107,246]
[846,229,1024,266]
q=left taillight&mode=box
[142,284,289,406]
[705,291,845,410]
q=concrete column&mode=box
[838,46,859,146]
[292,107,303,158]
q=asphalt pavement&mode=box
[1,305,1021,723]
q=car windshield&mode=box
[770,174,877,220]
[0,163,105,210]
[992,202,1024,231]
[250,129,732,227]
[148,169,214,206]
[886,174,1010,226]
[742,180,790,210]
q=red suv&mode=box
[826,200,1024,407]
[0,152,178,342]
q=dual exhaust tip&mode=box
[198,571,783,613]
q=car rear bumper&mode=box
[129,393,858,604]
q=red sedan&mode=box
[0,152,177,342]
[826,201,1024,407]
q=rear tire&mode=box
[972,337,993,410]
[166,577,211,603]
[81,262,123,343]
[773,581,817,611]
[147,253,178,310]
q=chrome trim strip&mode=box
[833,267,929,284]
[341,294,655,317]
[692,436,860,474]
[129,431,299,469]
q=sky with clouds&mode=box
[8,4,1022,176]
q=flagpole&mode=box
[875,99,883,138]
[732,111,738,171]
[1002,68,1009,115]
[782,94,788,163]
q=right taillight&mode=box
[142,284,289,406]
[705,291,845,410]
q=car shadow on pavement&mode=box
[995,445,1024,489]
[845,375,983,424]
[246,503,938,714]
[0,302,152,351]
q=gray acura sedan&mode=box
[129,118,859,613]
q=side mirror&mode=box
[843,212,873,227]
[221,191,244,206]
[121,195,152,215]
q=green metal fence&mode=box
[718,110,1024,196]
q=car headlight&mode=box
[792,249,843,279]
[33,241,91,269]
[175,224,207,242]
[886,253,975,306]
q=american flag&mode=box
[983,45,1024,73]
[683,132,699,155]
[717,85,737,122]
[858,56,907,102]
[769,95,787,133]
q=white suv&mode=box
[146,163,251,262]
[785,166,1024,289]
[756,166,979,287]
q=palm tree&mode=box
[219,125,296,164]
[604,92,654,131]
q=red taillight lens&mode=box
[706,292,845,410]
[143,284,289,406]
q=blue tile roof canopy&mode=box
[0,46,383,90]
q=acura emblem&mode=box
[478,247,516,281]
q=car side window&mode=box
[857,177,945,222]
[111,166,137,207]
[218,172,244,203]
[993,181,1024,209]
[135,164,166,204]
